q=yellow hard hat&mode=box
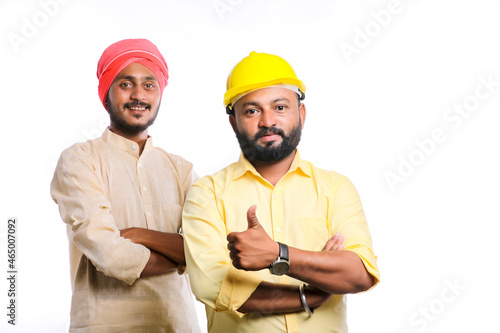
[224,51,306,113]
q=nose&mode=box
[130,86,146,101]
[258,109,277,128]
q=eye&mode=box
[276,105,287,112]
[144,83,156,90]
[120,82,132,88]
[245,108,259,115]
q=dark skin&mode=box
[227,87,375,314]
[120,228,186,277]
[139,251,178,277]
[106,62,161,154]
[106,62,185,277]
[236,207,347,314]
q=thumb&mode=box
[246,204,260,229]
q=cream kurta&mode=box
[51,129,200,332]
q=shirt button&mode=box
[273,194,278,198]
[142,186,147,191]
[138,162,142,167]
[132,146,136,150]
[147,212,152,217]
[276,227,281,232]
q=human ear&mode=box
[299,103,306,129]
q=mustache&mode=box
[124,101,150,108]
[254,126,285,140]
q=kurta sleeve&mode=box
[177,161,199,275]
[182,176,262,318]
[329,175,380,286]
[50,144,150,285]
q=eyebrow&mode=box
[271,97,291,103]
[240,97,291,108]
[116,75,158,82]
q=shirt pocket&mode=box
[159,201,183,233]
[300,217,330,251]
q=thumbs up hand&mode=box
[227,205,279,271]
[245,204,260,229]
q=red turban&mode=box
[96,39,169,108]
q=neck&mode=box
[109,125,149,154]
[251,150,297,186]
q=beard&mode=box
[235,121,302,163]
[106,99,159,136]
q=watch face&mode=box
[271,261,289,275]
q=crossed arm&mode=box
[50,145,192,282]
[228,205,375,314]
[120,228,186,277]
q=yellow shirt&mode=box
[183,151,379,333]
[51,129,200,333]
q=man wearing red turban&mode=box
[51,39,201,332]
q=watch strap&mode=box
[278,242,289,261]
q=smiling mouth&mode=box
[125,102,150,113]
[128,106,147,111]
[257,132,282,144]
[259,129,282,137]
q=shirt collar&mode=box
[101,127,153,157]
[231,149,313,181]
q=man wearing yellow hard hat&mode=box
[183,51,380,332]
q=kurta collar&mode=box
[101,127,153,157]
[231,149,312,181]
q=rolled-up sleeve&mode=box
[51,145,150,285]
[329,175,380,287]
[182,177,262,317]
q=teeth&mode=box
[129,107,146,111]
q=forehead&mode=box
[114,62,158,82]
[236,87,298,106]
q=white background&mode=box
[1,0,499,332]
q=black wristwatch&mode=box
[269,242,290,275]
